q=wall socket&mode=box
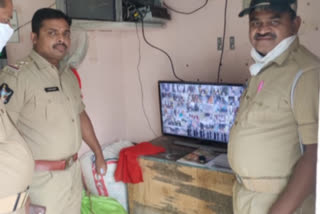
[229,36,235,50]
[217,37,222,51]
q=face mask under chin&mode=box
[0,23,14,52]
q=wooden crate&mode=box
[128,157,235,214]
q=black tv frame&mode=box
[158,80,244,151]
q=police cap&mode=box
[239,0,297,17]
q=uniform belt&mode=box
[0,188,29,213]
[236,174,288,194]
[35,154,78,171]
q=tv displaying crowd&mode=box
[160,83,244,143]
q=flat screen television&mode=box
[158,81,244,151]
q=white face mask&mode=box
[0,23,13,52]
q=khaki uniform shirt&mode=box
[228,38,319,182]
[0,101,34,198]
[0,50,85,161]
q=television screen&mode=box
[158,81,244,145]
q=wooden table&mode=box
[128,136,235,214]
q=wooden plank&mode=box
[128,158,235,214]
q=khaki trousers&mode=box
[233,182,315,214]
[29,161,82,214]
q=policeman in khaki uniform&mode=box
[228,0,318,213]
[0,101,34,214]
[0,8,107,214]
[0,0,35,214]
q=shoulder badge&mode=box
[8,64,20,71]
[0,83,13,104]
[7,60,29,72]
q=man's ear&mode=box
[31,32,37,45]
[293,16,301,34]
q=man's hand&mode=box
[95,155,107,176]
[80,111,107,176]
[268,144,317,214]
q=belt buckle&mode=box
[65,156,74,169]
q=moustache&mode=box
[53,43,68,49]
[254,33,276,40]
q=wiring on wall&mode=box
[14,2,56,32]
[135,23,158,138]
[140,17,184,81]
[216,0,228,83]
[163,0,209,15]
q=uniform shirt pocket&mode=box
[246,90,289,123]
[30,90,67,122]
[45,92,68,121]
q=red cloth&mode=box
[71,68,83,99]
[115,142,165,183]
[71,68,82,89]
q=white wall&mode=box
[6,0,320,153]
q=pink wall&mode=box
[77,31,126,153]
[6,0,320,153]
[121,0,251,143]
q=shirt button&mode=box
[67,97,70,101]
[234,121,238,126]
[72,119,75,122]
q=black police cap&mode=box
[239,0,297,17]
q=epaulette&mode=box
[8,64,19,70]
[6,60,29,72]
